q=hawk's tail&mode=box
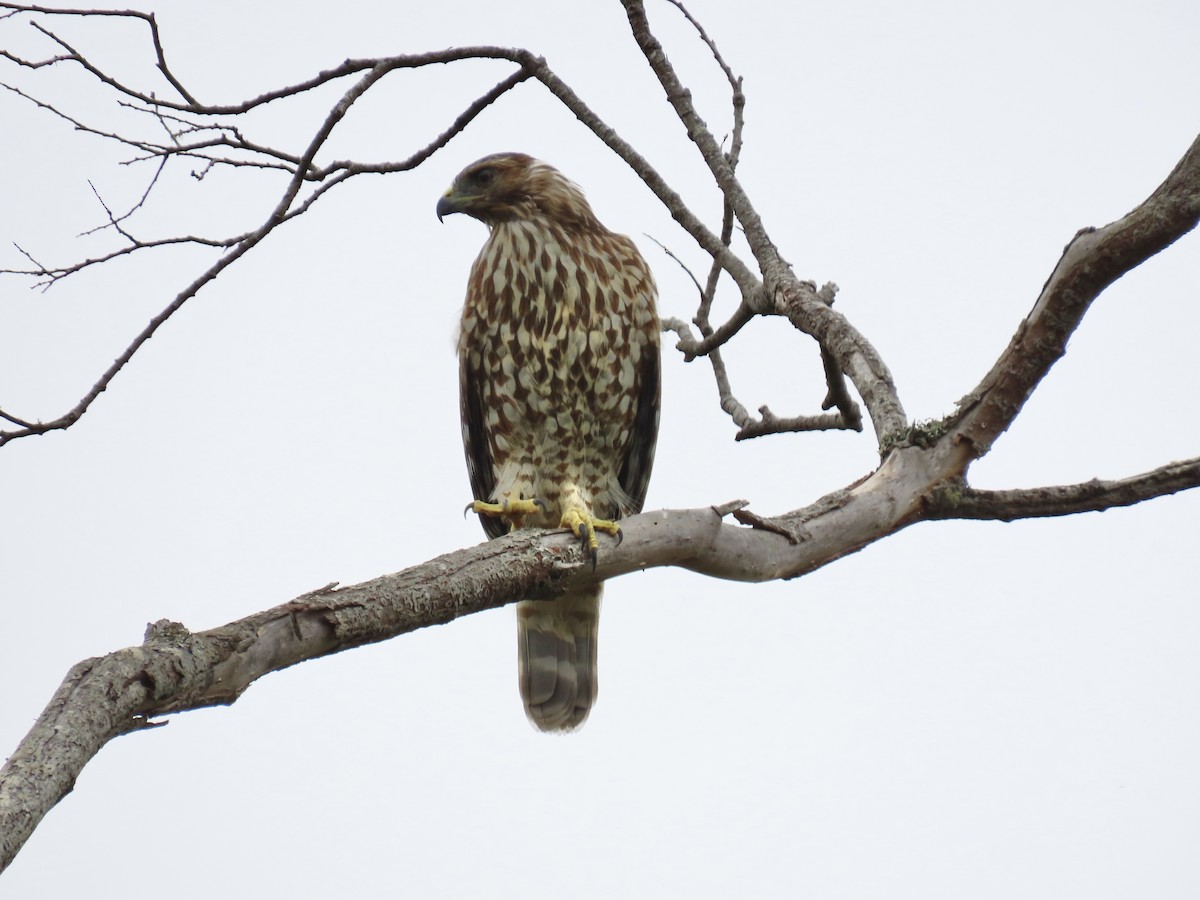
[516,586,601,732]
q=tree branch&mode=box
[951,132,1200,459]
[0,37,533,442]
[641,2,863,438]
[734,406,861,441]
[0,6,536,115]
[620,0,902,446]
[924,458,1200,521]
[10,426,1196,869]
[621,0,775,278]
[0,481,952,868]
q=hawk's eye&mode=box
[474,167,496,187]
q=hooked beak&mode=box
[436,192,460,222]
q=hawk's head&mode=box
[436,152,600,229]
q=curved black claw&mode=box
[533,497,548,513]
[613,525,624,547]
[463,501,475,518]
[574,522,598,571]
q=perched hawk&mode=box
[437,152,660,731]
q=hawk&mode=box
[436,152,660,731]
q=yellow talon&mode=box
[467,496,547,530]
[559,509,622,570]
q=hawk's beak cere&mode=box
[436,190,459,223]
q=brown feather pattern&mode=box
[442,153,659,730]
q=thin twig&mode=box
[736,407,862,440]
[623,0,901,446]
[0,46,533,444]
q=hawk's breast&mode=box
[459,216,656,521]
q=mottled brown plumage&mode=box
[437,152,659,731]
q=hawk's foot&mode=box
[560,509,623,570]
[465,496,547,531]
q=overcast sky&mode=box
[2,1,1199,897]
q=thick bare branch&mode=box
[951,132,1200,459]
[0,530,576,872]
[11,419,1193,868]
[0,451,999,870]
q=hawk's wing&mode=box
[617,323,660,515]
[460,353,508,540]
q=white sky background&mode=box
[2,0,1199,896]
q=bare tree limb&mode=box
[621,0,901,445]
[735,407,861,441]
[646,4,863,438]
[11,436,1193,867]
[924,458,1200,521]
[0,41,533,440]
[621,0,775,278]
[950,132,1200,459]
[0,446,1045,868]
